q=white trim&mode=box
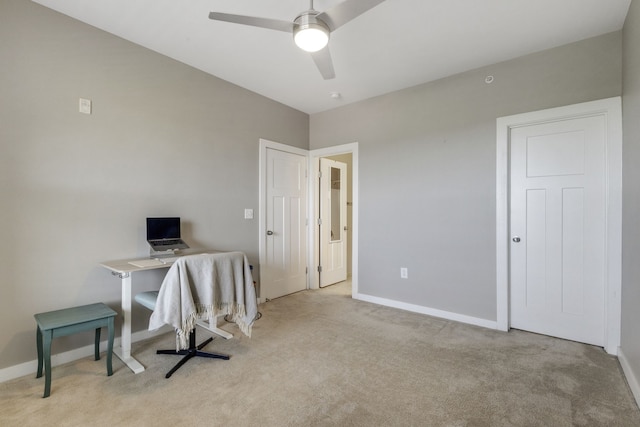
[354,292,498,330]
[309,143,359,295]
[496,97,622,354]
[0,327,170,384]
[618,348,640,408]
[496,119,510,332]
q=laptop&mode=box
[146,217,189,251]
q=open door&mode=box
[319,158,347,287]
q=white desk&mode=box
[100,252,233,374]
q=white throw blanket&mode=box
[148,252,258,349]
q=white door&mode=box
[510,115,606,346]
[319,158,347,287]
[263,147,307,299]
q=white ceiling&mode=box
[33,0,632,114]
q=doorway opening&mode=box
[258,140,359,301]
[318,154,351,288]
[310,143,359,296]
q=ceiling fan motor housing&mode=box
[293,11,330,52]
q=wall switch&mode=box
[400,267,408,279]
[79,98,92,114]
[244,208,254,219]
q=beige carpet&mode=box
[1,281,639,426]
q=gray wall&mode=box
[622,0,640,388]
[0,0,631,374]
[310,32,622,322]
[0,0,308,369]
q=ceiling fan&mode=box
[208,0,387,80]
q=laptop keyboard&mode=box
[155,240,180,246]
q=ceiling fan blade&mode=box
[316,0,386,32]
[208,12,293,33]
[311,46,336,80]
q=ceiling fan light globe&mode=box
[293,12,330,53]
[294,26,329,52]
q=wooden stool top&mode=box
[34,303,117,331]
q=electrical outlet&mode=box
[400,267,408,279]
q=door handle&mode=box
[512,236,521,243]
[267,230,274,236]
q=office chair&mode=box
[137,251,257,377]
[135,291,229,378]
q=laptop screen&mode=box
[146,217,181,240]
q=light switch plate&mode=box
[244,209,254,219]
[79,98,91,114]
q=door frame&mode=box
[310,143,359,293]
[495,97,622,355]
[258,138,310,302]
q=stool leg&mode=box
[94,328,101,361]
[106,317,114,376]
[43,330,53,398]
[36,326,43,378]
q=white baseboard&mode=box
[353,292,499,330]
[618,347,640,408]
[0,327,169,384]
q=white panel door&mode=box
[510,115,606,346]
[319,158,347,287]
[263,148,307,299]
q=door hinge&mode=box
[317,265,322,273]
[318,170,322,179]
[317,218,322,226]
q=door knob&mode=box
[266,230,274,236]
[512,236,521,242]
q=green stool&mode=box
[34,303,117,398]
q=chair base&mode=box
[157,330,229,378]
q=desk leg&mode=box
[113,273,145,374]
[196,316,233,340]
